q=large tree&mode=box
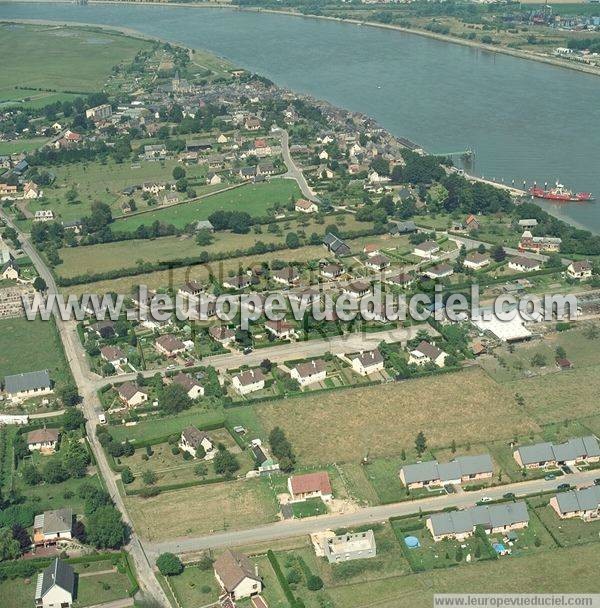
[86,506,126,549]
[156,552,184,576]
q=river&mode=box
[1,2,600,231]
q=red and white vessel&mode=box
[529,181,594,202]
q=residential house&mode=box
[33,508,73,546]
[85,103,112,120]
[223,275,251,290]
[425,263,454,279]
[26,428,60,453]
[408,341,448,367]
[295,199,319,214]
[1,259,20,281]
[142,182,166,195]
[426,502,529,542]
[232,368,266,395]
[239,166,256,180]
[519,231,562,253]
[34,210,54,222]
[323,233,350,256]
[316,530,377,564]
[213,549,262,601]
[349,349,384,376]
[252,138,271,157]
[464,252,490,270]
[508,257,541,273]
[245,117,261,131]
[321,263,343,279]
[23,181,42,199]
[264,319,296,340]
[513,436,600,469]
[288,471,333,502]
[567,260,593,280]
[400,454,494,489]
[35,558,75,608]
[257,163,276,176]
[4,370,52,400]
[209,325,235,345]
[365,254,390,272]
[178,281,203,298]
[0,183,18,196]
[89,320,116,339]
[100,345,128,367]
[389,220,417,236]
[155,334,186,357]
[172,373,204,399]
[179,426,214,459]
[343,280,371,299]
[550,486,600,521]
[465,214,481,231]
[116,382,148,408]
[413,240,440,259]
[271,266,300,287]
[163,191,180,205]
[143,144,167,161]
[386,272,414,288]
[206,172,222,186]
[290,359,327,387]
[251,441,280,475]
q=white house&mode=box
[408,341,448,367]
[295,199,319,214]
[26,428,60,453]
[232,368,266,395]
[350,349,385,376]
[35,559,75,608]
[100,345,128,367]
[508,257,541,273]
[288,471,333,502]
[413,240,440,259]
[172,373,204,399]
[567,260,593,280]
[117,382,148,407]
[214,549,262,601]
[290,359,327,387]
[4,370,53,400]
[179,426,215,459]
[33,508,73,546]
[463,252,490,270]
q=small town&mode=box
[0,14,599,608]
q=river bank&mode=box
[10,0,600,79]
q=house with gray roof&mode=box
[4,370,52,400]
[550,486,600,521]
[323,233,350,256]
[35,558,75,608]
[400,454,493,489]
[408,341,448,368]
[427,501,529,542]
[33,508,73,546]
[514,436,600,469]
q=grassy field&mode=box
[113,180,302,232]
[0,24,150,105]
[0,317,72,388]
[0,138,48,155]
[255,368,539,465]
[126,477,279,540]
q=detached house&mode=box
[408,341,448,368]
[290,359,327,387]
[100,345,127,367]
[33,508,73,546]
[155,333,186,357]
[349,349,384,376]
[117,381,148,408]
[343,280,371,299]
[413,240,440,259]
[35,558,75,608]
[288,471,333,502]
[464,252,490,270]
[567,260,593,280]
[1,259,20,281]
[265,319,296,340]
[550,486,600,521]
[214,549,262,601]
[321,263,343,280]
[508,257,541,273]
[232,368,266,395]
[4,370,52,400]
[272,266,300,286]
[386,272,414,288]
[223,275,252,291]
[425,263,454,280]
[427,502,529,542]
[209,325,235,345]
[179,426,215,459]
[27,428,60,453]
[365,254,390,272]
[172,372,204,399]
[295,199,318,214]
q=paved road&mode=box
[274,127,320,203]
[0,211,171,608]
[147,468,600,558]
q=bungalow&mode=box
[365,254,390,272]
[34,210,54,222]
[272,266,300,286]
[245,117,261,131]
[321,263,343,279]
[214,549,263,601]
[343,280,371,299]
[567,260,593,280]
[223,275,251,290]
[27,428,60,453]
[508,257,541,273]
[178,280,203,298]
[1,259,20,281]
[206,171,222,186]
[142,182,166,195]
[408,341,448,368]
[323,233,350,256]
[0,183,18,196]
[143,144,167,161]
[295,198,319,214]
[179,426,214,459]
[4,370,52,400]
[232,368,266,395]
[349,349,384,376]
[155,333,186,357]
[426,502,529,542]
[288,471,333,502]
[550,486,600,521]
[425,263,454,280]
[465,214,481,231]
[464,252,490,270]
[239,166,256,180]
[35,558,76,608]
[290,359,327,387]
[163,191,180,205]
[100,345,128,367]
[413,240,440,259]
[513,436,600,469]
[389,220,417,236]
[33,508,73,546]
[386,272,414,288]
[209,325,235,345]
[89,320,116,339]
[172,372,204,399]
[400,454,493,489]
[117,381,148,408]
[265,319,296,340]
[257,162,276,176]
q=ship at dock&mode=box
[529,181,594,202]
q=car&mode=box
[243,347,253,354]
[503,492,515,499]
[166,364,175,370]
[557,483,571,491]
[479,496,493,503]
[594,478,600,486]
[544,473,556,481]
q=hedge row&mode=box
[124,474,226,496]
[266,550,297,607]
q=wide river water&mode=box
[1,2,600,231]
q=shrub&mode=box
[156,552,184,576]
[121,467,134,485]
[307,575,323,591]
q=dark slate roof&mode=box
[402,454,493,485]
[554,486,600,514]
[36,558,75,600]
[4,369,51,394]
[516,436,600,466]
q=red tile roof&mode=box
[290,471,332,496]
